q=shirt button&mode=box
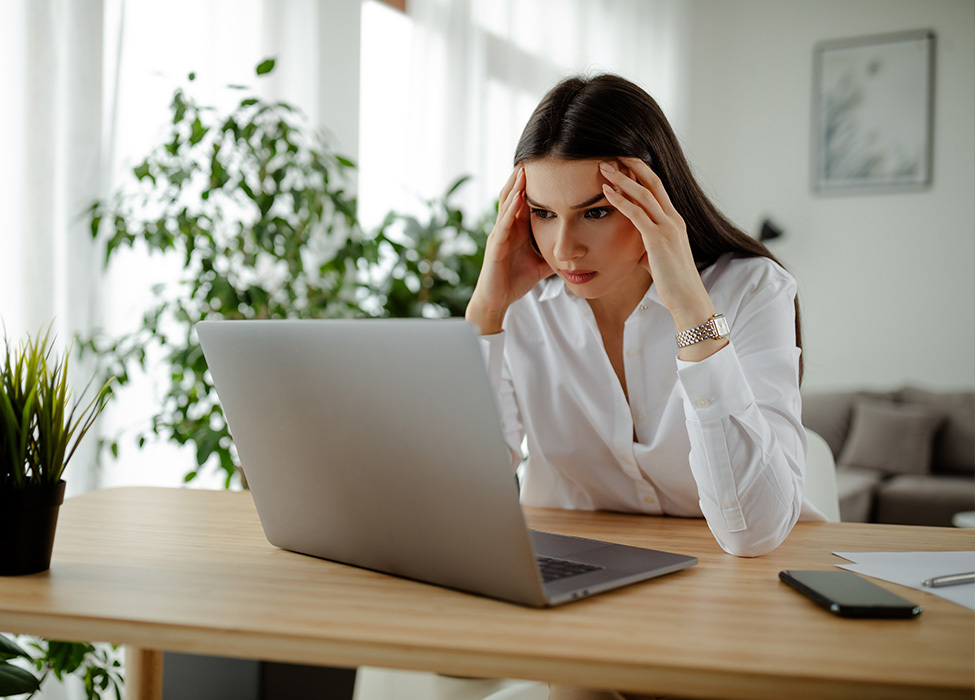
[635,412,646,422]
[621,455,634,466]
[626,348,640,358]
[695,396,711,408]
[639,305,648,311]
[643,495,656,505]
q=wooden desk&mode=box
[0,487,972,700]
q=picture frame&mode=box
[812,30,935,193]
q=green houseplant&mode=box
[81,59,490,487]
[0,635,122,700]
[0,325,113,576]
[0,330,118,698]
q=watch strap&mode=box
[676,314,729,348]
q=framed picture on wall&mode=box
[813,29,935,193]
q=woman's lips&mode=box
[561,269,597,284]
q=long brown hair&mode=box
[514,74,803,380]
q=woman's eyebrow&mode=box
[524,192,608,210]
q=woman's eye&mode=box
[531,208,554,220]
[584,207,613,220]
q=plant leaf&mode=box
[0,661,42,695]
[0,635,32,661]
[255,58,276,76]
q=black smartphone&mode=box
[779,570,922,619]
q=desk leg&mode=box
[125,646,163,700]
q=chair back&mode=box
[804,428,841,522]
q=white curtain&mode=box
[400,0,693,218]
[1,0,363,496]
[0,0,105,344]
[0,0,109,497]
[93,0,363,492]
[92,0,282,493]
[0,11,108,695]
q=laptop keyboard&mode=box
[536,555,603,583]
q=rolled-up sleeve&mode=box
[676,270,810,557]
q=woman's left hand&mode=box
[599,157,716,334]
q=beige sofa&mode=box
[801,387,975,525]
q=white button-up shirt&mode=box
[481,254,826,557]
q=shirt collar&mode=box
[537,275,566,302]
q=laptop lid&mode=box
[198,319,696,607]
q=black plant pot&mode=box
[0,480,66,576]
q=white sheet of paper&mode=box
[833,551,975,611]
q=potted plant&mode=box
[80,59,491,488]
[0,325,113,576]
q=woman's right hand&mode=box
[465,167,552,335]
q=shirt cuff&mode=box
[478,330,506,389]
[675,341,756,422]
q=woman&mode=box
[466,73,825,557]
[465,74,825,698]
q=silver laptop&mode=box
[197,319,696,607]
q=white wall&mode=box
[683,0,975,391]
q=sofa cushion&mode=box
[837,400,945,475]
[873,475,975,527]
[835,466,885,523]
[801,390,902,461]
[900,387,975,475]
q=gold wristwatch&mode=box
[675,314,730,348]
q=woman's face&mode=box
[523,157,650,303]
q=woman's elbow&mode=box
[718,533,786,558]
[713,515,798,557]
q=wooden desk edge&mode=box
[3,610,971,700]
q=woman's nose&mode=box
[553,223,585,261]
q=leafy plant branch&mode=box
[0,635,122,700]
[80,59,491,488]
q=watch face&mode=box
[713,315,730,338]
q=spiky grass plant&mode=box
[0,325,113,489]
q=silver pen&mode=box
[922,571,975,588]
